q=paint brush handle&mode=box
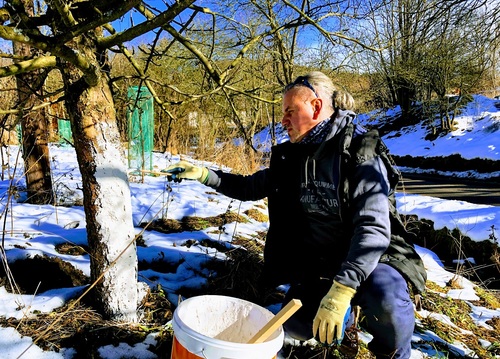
[248,299,302,344]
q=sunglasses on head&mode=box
[284,76,318,97]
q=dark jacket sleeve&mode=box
[334,156,392,289]
[205,168,271,202]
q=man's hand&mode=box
[162,161,209,183]
[312,281,355,344]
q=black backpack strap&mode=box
[349,126,400,191]
[347,124,427,294]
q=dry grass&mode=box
[2,209,500,358]
[474,286,500,309]
[213,141,265,175]
[417,285,500,358]
[183,138,265,176]
[142,211,249,234]
[200,236,273,305]
[244,208,269,222]
[0,288,174,357]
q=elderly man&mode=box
[165,71,423,358]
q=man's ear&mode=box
[312,98,323,120]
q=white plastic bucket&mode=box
[170,295,284,359]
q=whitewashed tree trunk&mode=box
[60,39,142,321]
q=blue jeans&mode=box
[282,263,414,359]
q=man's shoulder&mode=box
[348,124,383,163]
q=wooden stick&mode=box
[248,299,302,344]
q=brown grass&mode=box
[2,209,500,358]
[0,288,174,357]
[142,211,249,234]
[244,208,269,222]
[417,286,500,358]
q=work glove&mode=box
[162,160,209,184]
[312,280,355,345]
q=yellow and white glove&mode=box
[162,160,209,183]
[312,281,355,344]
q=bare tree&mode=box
[121,0,381,156]
[361,0,495,125]
[420,12,487,132]
[0,0,195,321]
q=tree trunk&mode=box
[13,0,53,205]
[395,78,415,122]
[60,40,141,322]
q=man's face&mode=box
[281,87,320,143]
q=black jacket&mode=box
[207,111,398,290]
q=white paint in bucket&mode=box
[171,295,284,359]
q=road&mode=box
[398,173,500,206]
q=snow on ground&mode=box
[0,95,499,358]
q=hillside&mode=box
[0,95,499,358]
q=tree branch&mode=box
[134,3,224,86]
[117,42,178,123]
[221,86,256,152]
[0,25,98,85]
[0,55,56,77]
[97,0,195,50]
[3,0,34,28]
[50,0,78,27]
[54,0,141,44]
[282,0,383,52]
[137,3,280,104]
[0,97,57,115]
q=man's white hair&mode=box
[304,71,356,112]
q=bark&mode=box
[18,99,53,204]
[14,0,53,205]
[0,0,197,323]
[60,36,141,321]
